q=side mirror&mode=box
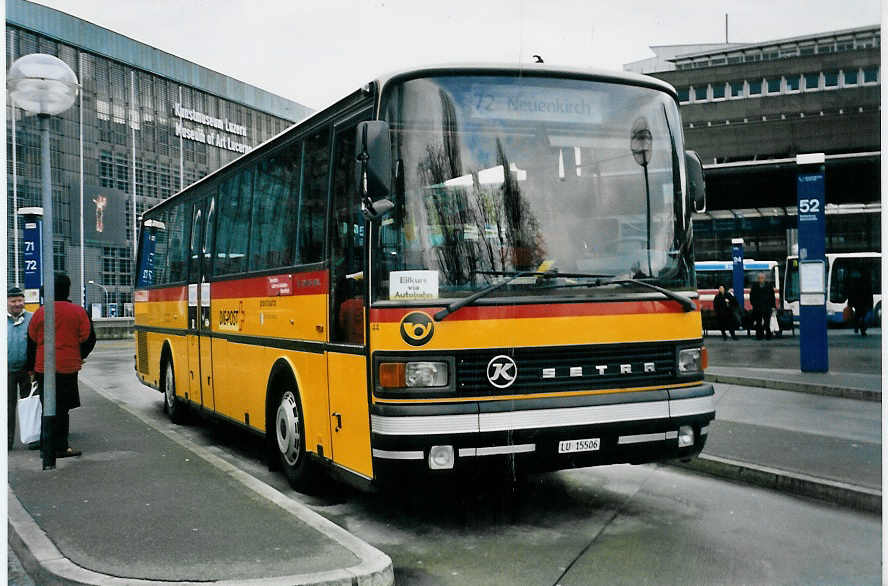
[685,150,706,213]
[355,121,393,219]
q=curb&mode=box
[9,376,394,586]
[704,372,881,402]
[673,453,881,514]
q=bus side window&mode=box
[216,167,254,275]
[167,203,189,283]
[188,206,203,281]
[301,132,329,264]
[330,119,367,345]
[830,260,848,303]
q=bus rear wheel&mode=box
[163,359,186,424]
[273,388,313,491]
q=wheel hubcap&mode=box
[164,364,175,409]
[275,391,300,466]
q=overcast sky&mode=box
[27,0,882,111]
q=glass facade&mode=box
[6,23,308,315]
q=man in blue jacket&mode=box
[8,287,33,449]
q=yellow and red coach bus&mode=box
[134,64,714,489]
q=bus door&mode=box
[186,193,217,412]
[326,115,373,478]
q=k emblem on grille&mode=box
[486,355,518,388]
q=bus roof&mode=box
[372,63,677,101]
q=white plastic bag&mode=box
[769,310,780,335]
[17,381,42,445]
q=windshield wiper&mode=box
[434,271,695,321]
[534,273,696,312]
[608,278,696,312]
[434,270,555,321]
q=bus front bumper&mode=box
[370,383,715,478]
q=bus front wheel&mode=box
[273,387,313,491]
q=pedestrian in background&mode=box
[713,284,738,340]
[26,273,94,458]
[848,269,873,337]
[750,272,776,340]
[7,287,33,449]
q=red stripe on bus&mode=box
[142,286,188,302]
[136,271,329,302]
[211,270,329,299]
[370,300,689,322]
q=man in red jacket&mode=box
[27,273,93,458]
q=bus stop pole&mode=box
[731,238,744,321]
[796,153,828,372]
[39,114,58,469]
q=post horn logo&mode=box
[400,311,434,346]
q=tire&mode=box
[162,358,186,424]
[271,386,314,491]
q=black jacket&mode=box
[713,291,737,318]
[848,276,873,313]
[750,282,776,312]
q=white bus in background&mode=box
[783,253,881,326]
[695,260,781,332]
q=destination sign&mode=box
[466,85,603,124]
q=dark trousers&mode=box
[34,372,76,452]
[717,314,736,339]
[752,309,772,340]
[7,370,30,448]
[854,308,870,335]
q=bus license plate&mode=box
[558,438,600,454]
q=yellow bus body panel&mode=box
[135,299,187,329]
[371,310,703,351]
[212,294,327,341]
[327,352,372,478]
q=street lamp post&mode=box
[8,53,79,470]
[88,280,108,316]
[630,116,654,277]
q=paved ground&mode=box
[704,326,881,374]
[688,327,882,511]
[7,546,35,586]
[7,329,881,584]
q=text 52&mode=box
[799,198,821,213]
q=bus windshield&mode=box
[374,74,693,303]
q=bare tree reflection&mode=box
[495,138,544,271]
[416,138,545,286]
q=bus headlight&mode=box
[379,361,449,388]
[678,348,703,375]
[406,362,448,387]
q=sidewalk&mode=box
[8,380,393,586]
[677,329,882,513]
